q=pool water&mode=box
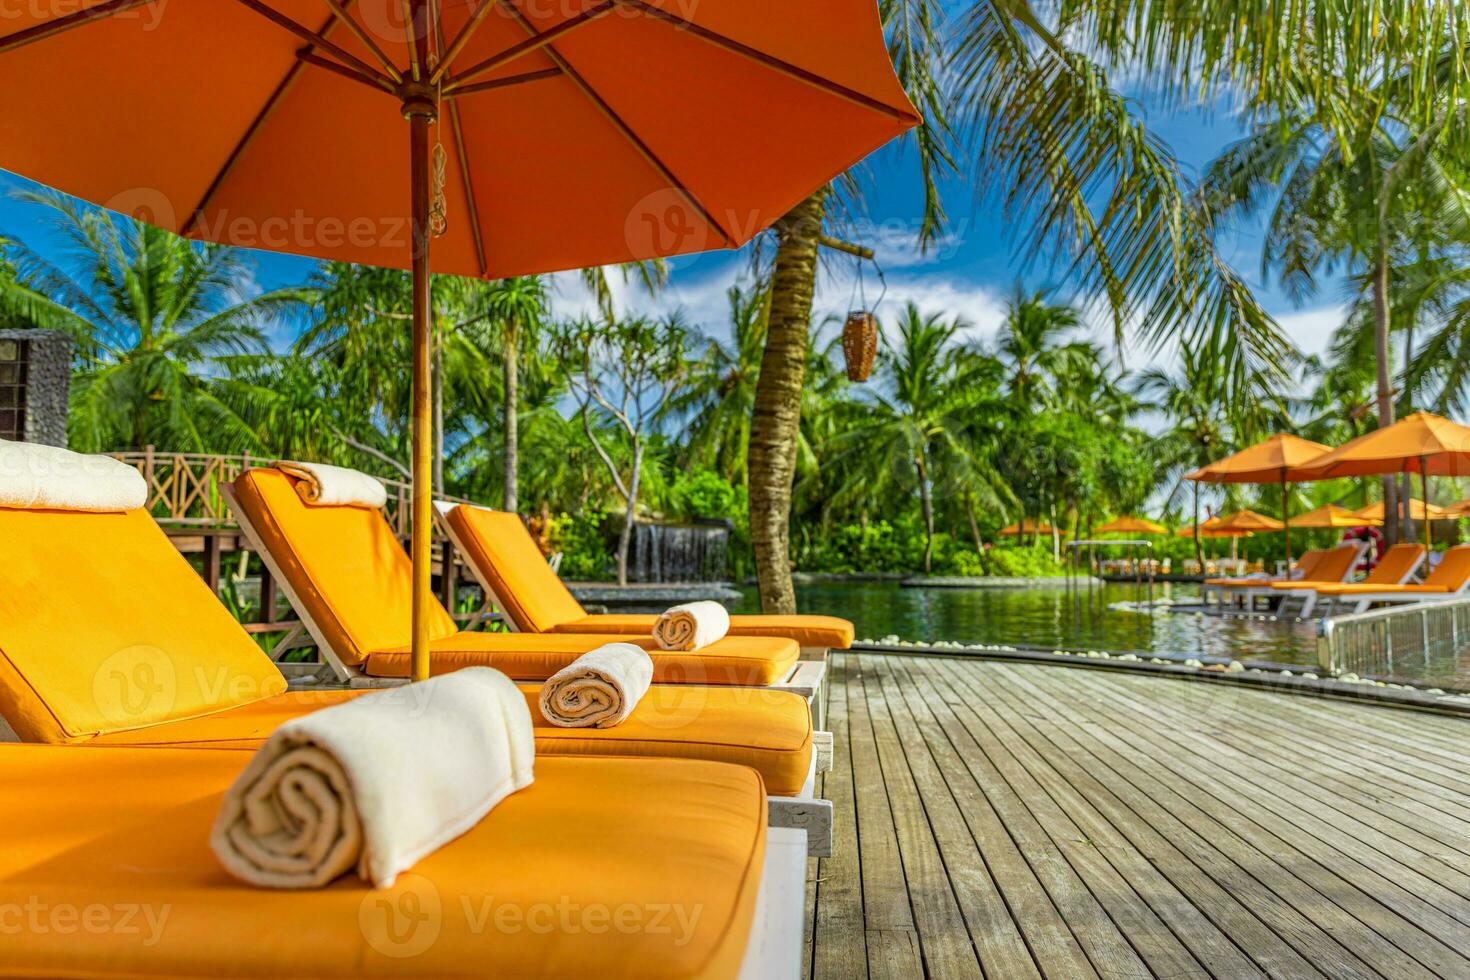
[735,580,1319,665]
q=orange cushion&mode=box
[1363,544,1426,585]
[446,504,588,631]
[1425,545,1470,589]
[0,507,286,743]
[1311,583,1449,596]
[232,468,459,665]
[0,746,764,979]
[364,631,800,687]
[90,685,814,796]
[553,613,855,650]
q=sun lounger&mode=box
[1270,543,1426,617]
[225,468,824,704]
[1219,544,1362,610]
[435,500,854,660]
[1308,544,1470,614]
[0,744,802,979]
[1201,548,1328,605]
[0,491,830,851]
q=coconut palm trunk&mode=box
[1373,250,1400,544]
[748,188,826,614]
[916,450,935,574]
[503,314,519,513]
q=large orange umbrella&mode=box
[1293,503,1381,528]
[1212,509,1285,532]
[0,0,917,679]
[1094,515,1168,535]
[1290,412,1470,547]
[1188,434,1331,566]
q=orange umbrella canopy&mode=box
[1188,434,1333,483]
[1176,516,1251,538]
[0,0,918,277]
[999,519,1064,536]
[1445,499,1470,517]
[1094,516,1168,534]
[1353,499,1449,522]
[1289,412,1470,479]
[1293,503,1381,528]
[1212,509,1285,532]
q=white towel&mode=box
[210,668,534,890]
[0,439,148,512]
[538,643,653,728]
[276,460,387,509]
[653,600,731,651]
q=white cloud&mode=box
[1272,304,1346,360]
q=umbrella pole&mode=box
[1422,460,1432,550]
[406,92,437,684]
[1280,475,1292,571]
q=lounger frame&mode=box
[431,499,830,723]
[224,483,834,854]
[1220,542,1366,612]
[1276,547,1427,618]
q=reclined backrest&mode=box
[1365,544,1425,585]
[1307,545,1359,583]
[1425,545,1470,589]
[1289,550,1328,580]
[231,468,458,665]
[0,506,287,743]
[445,504,587,632]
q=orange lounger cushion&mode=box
[364,631,799,688]
[444,504,854,648]
[551,613,856,650]
[0,747,765,979]
[1310,583,1450,596]
[90,686,814,797]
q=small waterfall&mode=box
[631,522,730,582]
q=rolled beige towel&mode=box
[211,668,534,889]
[539,643,654,728]
[276,460,387,509]
[0,439,147,512]
[652,600,731,651]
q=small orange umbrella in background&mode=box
[1352,498,1449,523]
[1293,503,1382,528]
[1291,412,1470,547]
[1188,434,1332,567]
[0,0,917,679]
[1094,515,1169,535]
[1175,516,1252,538]
[1211,509,1286,533]
[998,519,1066,537]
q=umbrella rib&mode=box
[433,11,490,276]
[184,10,355,236]
[498,2,734,247]
[318,0,403,82]
[444,0,616,92]
[620,0,920,125]
[297,50,398,93]
[445,66,563,97]
[234,0,395,90]
[430,0,502,86]
[0,0,152,55]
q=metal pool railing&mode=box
[1317,597,1470,678]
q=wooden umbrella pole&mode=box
[1280,475,1292,570]
[1422,459,1432,550]
[405,79,437,682]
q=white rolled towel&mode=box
[276,460,387,509]
[539,643,654,728]
[653,600,731,651]
[0,439,147,512]
[211,668,534,889]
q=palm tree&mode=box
[0,192,305,452]
[672,283,769,486]
[824,303,1010,572]
[994,287,1091,410]
[479,276,549,512]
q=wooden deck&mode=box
[806,653,1470,979]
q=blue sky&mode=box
[0,88,1350,367]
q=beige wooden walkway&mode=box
[805,653,1470,979]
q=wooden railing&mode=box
[109,447,473,534]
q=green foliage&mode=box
[673,470,739,520]
[550,511,614,581]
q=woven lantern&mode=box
[842,311,878,382]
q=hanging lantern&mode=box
[842,310,878,382]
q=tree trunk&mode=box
[616,442,642,586]
[503,315,520,513]
[432,317,444,493]
[1400,317,1415,541]
[1049,500,1060,562]
[1373,250,1400,544]
[747,188,826,614]
[916,453,934,574]
[965,492,983,551]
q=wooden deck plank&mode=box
[811,653,1470,980]
[1052,670,1470,976]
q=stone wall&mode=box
[0,329,72,447]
